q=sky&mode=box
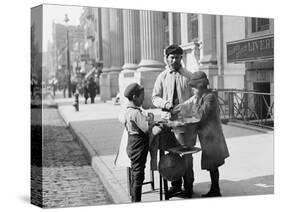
[43,4,84,51]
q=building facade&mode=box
[81,8,274,108]
[52,23,85,79]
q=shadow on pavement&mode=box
[146,174,274,201]
[192,174,274,198]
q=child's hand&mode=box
[171,103,183,115]
[152,125,162,136]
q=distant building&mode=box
[79,7,103,74]
[52,22,85,78]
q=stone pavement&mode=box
[34,107,112,208]
[56,94,274,204]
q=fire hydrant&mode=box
[73,92,79,111]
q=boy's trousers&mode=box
[127,133,149,202]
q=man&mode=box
[83,80,89,104]
[152,44,194,198]
[88,77,97,104]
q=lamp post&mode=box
[64,14,72,98]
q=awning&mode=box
[226,34,274,63]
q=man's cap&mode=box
[188,71,209,88]
[165,44,183,56]
[124,83,144,99]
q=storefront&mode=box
[227,34,273,87]
[227,34,274,120]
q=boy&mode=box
[120,83,154,202]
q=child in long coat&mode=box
[176,71,229,197]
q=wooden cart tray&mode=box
[166,117,200,128]
[167,146,201,155]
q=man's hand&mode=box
[164,102,173,111]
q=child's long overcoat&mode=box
[182,90,229,170]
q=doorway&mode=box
[253,82,270,119]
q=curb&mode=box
[68,122,131,204]
[226,121,274,134]
[58,107,70,126]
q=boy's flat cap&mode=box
[124,83,144,99]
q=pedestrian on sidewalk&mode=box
[63,81,67,98]
[174,71,230,197]
[52,79,57,97]
[71,80,77,95]
[119,83,154,202]
[83,80,89,104]
[88,77,97,104]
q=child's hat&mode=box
[124,83,144,99]
[188,71,209,88]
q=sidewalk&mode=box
[55,95,274,204]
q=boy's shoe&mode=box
[182,189,193,198]
[167,186,182,197]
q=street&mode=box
[31,106,112,208]
[55,93,273,203]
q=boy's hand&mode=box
[152,125,162,136]
[147,112,154,125]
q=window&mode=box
[251,18,270,33]
[189,14,198,41]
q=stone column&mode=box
[119,9,141,104]
[215,15,224,89]
[198,14,218,88]
[135,10,165,108]
[169,12,181,45]
[95,8,103,63]
[180,13,189,44]
[100,8,111,101]
[108,8,124,98]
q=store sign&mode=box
[227,35,274,63]
[256,71,267,82]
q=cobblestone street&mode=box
[37,107,112,208]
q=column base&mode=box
[138,60,165,70]
[100,72,111,101]
[100,72,120,101]
[225,73,245,90]
[135,67,163,109]
[108,72,120,98]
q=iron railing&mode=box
[214,89,274,130]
